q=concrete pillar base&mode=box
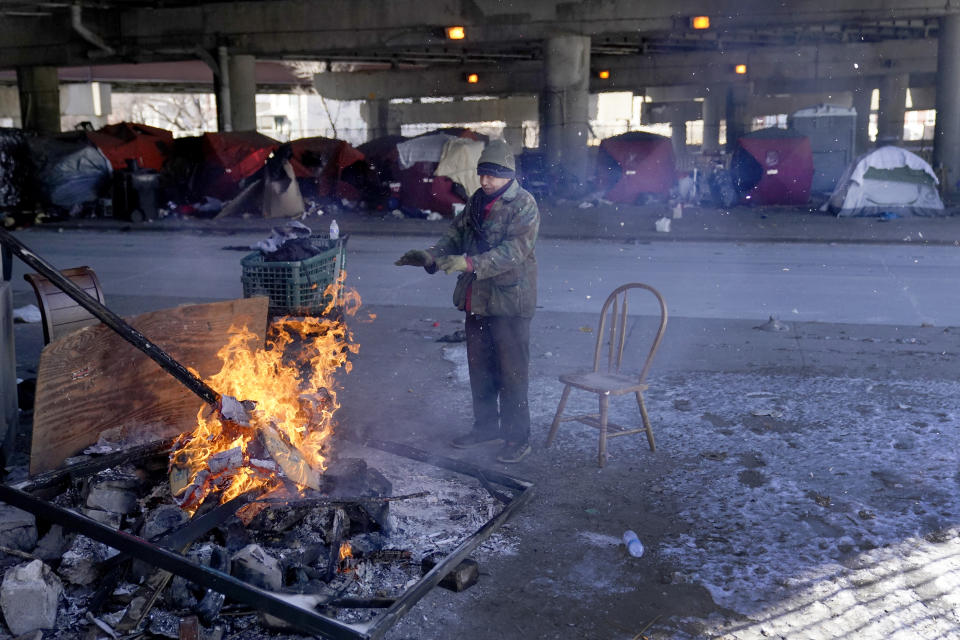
[934,13,960,197]
[877,73,907,145]
[725,84,751,153]
[701,88,722,155]
[229,54,257,132]
[541,33,590,193]
[16,66,59,135]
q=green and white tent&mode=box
[822,146,945,217]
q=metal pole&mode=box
[0,484,366,640]
[0,229,221,408]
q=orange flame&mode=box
[339,541,353,562]
[171,272,362,511]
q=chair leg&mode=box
[545,385,572,447]
[598,392,610,468]
[636,391,655,452]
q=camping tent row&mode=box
[11,121,945,217]
[18,124,688,215]
[20,125,378,213]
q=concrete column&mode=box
[213,46,232,132]
[671,115,687,159]
[701,89,722,155]
[934,13,960,196]
[725,83,751,153]
[852,81,873,155]
[362,99,399,140]
[228,54,257,132]
[876,73,907,144]
[541,33,590,187]
[504,120,524,153]
[16,66,59,135]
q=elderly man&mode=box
[395,138,539,463]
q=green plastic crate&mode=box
[241,236,346,316]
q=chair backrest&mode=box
[23,266,105,344]
[591,283,667,383]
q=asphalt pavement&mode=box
[6,202,960,639]
[23,198,960,246]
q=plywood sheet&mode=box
[30,297,269,475]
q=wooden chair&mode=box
[23,266,105,344]
[545,283,668,467]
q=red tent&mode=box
[86,122,173,171]
[399,162,464,216]
[199,131,278,199]
[596,132,676,203]
[396,130,485,216]
[288,136,367,199]
[731,128,813,205]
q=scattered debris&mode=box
[0,560,62,636]
[11,305,40,324]
[754,315,790,332]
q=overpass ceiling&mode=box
[0,1,948,72]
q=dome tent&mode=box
[822,146,945,217]
[595,131,676,203]
[730,128,813,205]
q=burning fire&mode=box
[170,273,361,512]
[338,541,356,573]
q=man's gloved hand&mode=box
[436,254,469,274]
[394,249,433,267]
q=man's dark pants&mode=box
[465,313,531,444]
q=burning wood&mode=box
[168,274,361,513]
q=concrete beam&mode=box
[0,0,954,69]
[594,38,937,92]
[642,101,702,124]
[316,38,937,101]
[393,96,538,124]
[315,66,542,101]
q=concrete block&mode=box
[421,554,479,592]
[58,535,117,586]
[0,504,37,552]
[231,544,282,591]
[0,560,62,635]
[33,526,67,563]
[85,474,139,514]
[81,507,122,529]
[140,504,189,541]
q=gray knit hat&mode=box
[477,139,516,177]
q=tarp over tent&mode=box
[596,132,676,203]
[822,146,945,217]
[394,129,488,216]
[28,135,112,208]
[434,137,485,197]
[288,136,371,200]
[731,128,813,205]
[86,122,173,171]
[198,131,279,199]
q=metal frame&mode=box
[0,439,534,640]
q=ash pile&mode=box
[0,441,507,639]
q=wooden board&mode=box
[30,297,269,475]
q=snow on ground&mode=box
[531,371,960,639]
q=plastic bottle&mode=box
[329,219,340,240]
[622,530,644,558]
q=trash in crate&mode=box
[242,222,346,316]
[253,220,334,262]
